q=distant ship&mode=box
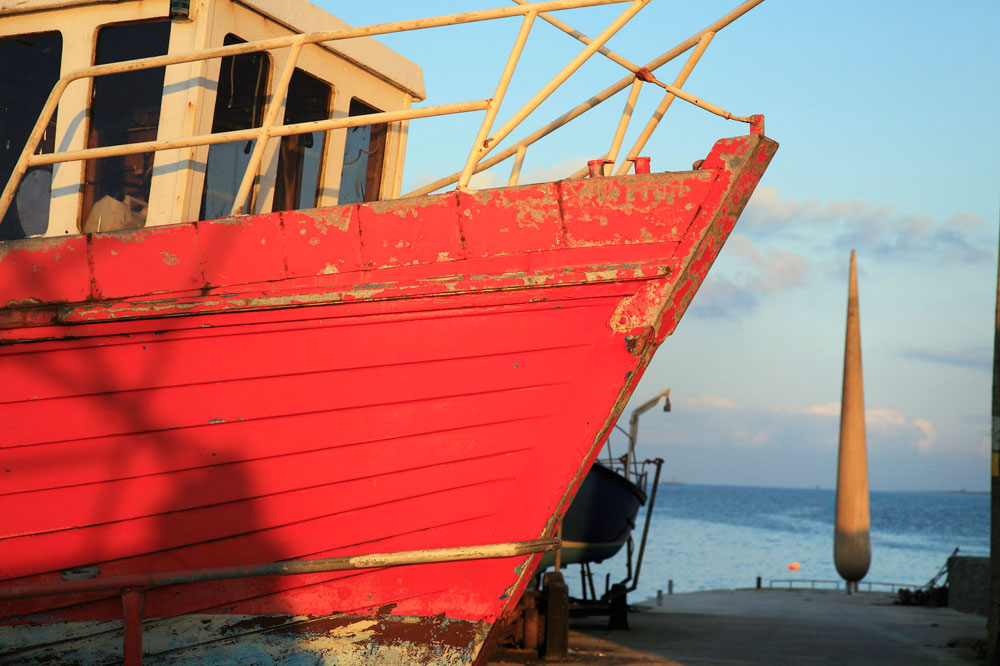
[0,0,775,663]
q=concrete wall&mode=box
[948,555,989,616]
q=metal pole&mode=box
[554,523,563,571]
[477,0,651,162]
[25,101,492,168]
[605,78,644,169]
[628,457,663,592]
[231,39,304,216]
[989,204,1000,665]
[511,0,642,73]
[404,0,766,197]
[615,31,715,175]
[508,144,528,186]
[458,11,537,190]
[625,389,670,484]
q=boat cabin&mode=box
[0,0,425,241]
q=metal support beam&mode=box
[988,213,1000,664]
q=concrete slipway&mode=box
[488,589,985,665]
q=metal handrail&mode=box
[0,538,559,602]
[406,0,765,196]
[859,580,918,593]
[0,537,558,666]
[769,578,841,590]
[0,0,765,231]
[768,579,917,593]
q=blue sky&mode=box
[320,0,1000,491]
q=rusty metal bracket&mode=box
[635,67,655,82]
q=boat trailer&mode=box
[501,457,664,658]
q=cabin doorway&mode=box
[338,98,386,205]
[200,34,270,221]
[82,20,170,234]
[272,69,332,212]
[0,31,61,240]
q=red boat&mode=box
[0,0,775,663]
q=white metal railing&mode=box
[770,579,842,590]
[405,0,765,196]
[0,0,765,229]
[768,579,917,593]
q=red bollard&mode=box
[587,159,612,177]
[628,156,651,174]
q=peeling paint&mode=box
[0,122,776,666]
[4,297,42,308]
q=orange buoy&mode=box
[787,562,800,571]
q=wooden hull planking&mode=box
[0,133,777,663]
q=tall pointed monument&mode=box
[834,250,871,594]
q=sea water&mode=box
[572,484,989,601]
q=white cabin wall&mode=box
[195,0,417,212]
[2,0,424,235]
[0,0,172,236]
[48,21,93,236]
[238,0,424,100]
[387,101,412,200]
[148,0,218,227]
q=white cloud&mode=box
[773,403,840,416]
[469,169,502,190]
[623,388,979,489]
[519,156,590,184]
[772,403,913,432]
[689,234,809,319]
[914,418,938,453]
[947,212,985,229]
[739,186,992,264]
[903,346,991,371]
[726,235,809,294]
[662,396,940,455]
[866,408,906,429]
[682,394,739,410]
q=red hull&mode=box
[0,134,776,663]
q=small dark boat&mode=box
[510,391,669,654]
[542,390,670,576]
[551,461,647,567]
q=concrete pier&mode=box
[488,589,985,665]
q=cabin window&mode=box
[0,31,62,240]
[200,34,270,220]
[338,99,387,205]
[82,20,170,234]
[273,69,332,212]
